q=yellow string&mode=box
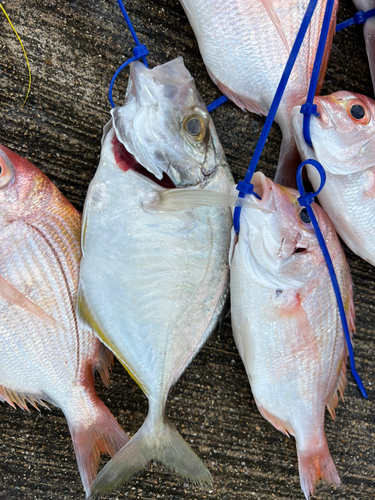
[0,2,32,105]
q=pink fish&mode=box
[229,173,352,498]
[0,145,129,495]
[292,90,375,266]
[179,0,338,187]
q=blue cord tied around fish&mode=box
[297,161,368,398]
[110,0,367,397]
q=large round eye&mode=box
[0,153,15,190]
[183,114,206,142]
[346,99,370,125]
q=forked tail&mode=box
[88,415,212,499]
[67,398,129,496]
[297,437,340,499]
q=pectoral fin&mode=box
[260,0,290,54]
[0,275,56,325]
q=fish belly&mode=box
[230,244,347,446]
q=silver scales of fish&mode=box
[155,170,355,499]
[292,90,375,267]
[179,0,338,187]
[0,145,129,496]
[77,57,234,498]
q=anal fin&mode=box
[0,384,50,411]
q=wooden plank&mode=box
[0,1,374,499]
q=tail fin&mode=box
[297,438,340,499]
[68,399,129,496]
[89,415,212,499]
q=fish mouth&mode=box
[111,135,176,189]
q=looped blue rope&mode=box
[301,0,335,147]
[296,161,367,399]
[109,0,149,108]
[336,8,375,32]
[233,0,320,235]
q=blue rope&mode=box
[296,161,367,399]
[336,8,375,32]
[301,0,336,147]
[233,0,320,235]
[109,0,149,108]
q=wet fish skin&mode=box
[0,145,129,495]
[179,0,338,187]
[78,58,233,498]
[292,91,375,266]
[230,172,352,499]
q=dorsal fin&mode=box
[260,0,290,54]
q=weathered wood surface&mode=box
[0,1,374,499]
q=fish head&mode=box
[235,172,328,289]
[111,57,226,187]
[292,91,375,174]
[0,145,52,227]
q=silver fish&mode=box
[0,145,129,496]
[77,57,234,497]
[292,90,375,266]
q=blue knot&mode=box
[354,10,366,25]
[300,102,320,117]
[132,44,149,59]
[296,159,326,205]
[236,181,261,199]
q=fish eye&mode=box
[350,104,365,120]
[346,99,370,125]
[0,155,15,190]
[186,117,201,136]
[299,208,311,224]
[183,114,206,142]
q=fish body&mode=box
[292,90,375,266]
[78,58,233,497]
[179,0,338,187]
[353,0,375,92]
[0,146,129,495]
[230,172,352,499]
